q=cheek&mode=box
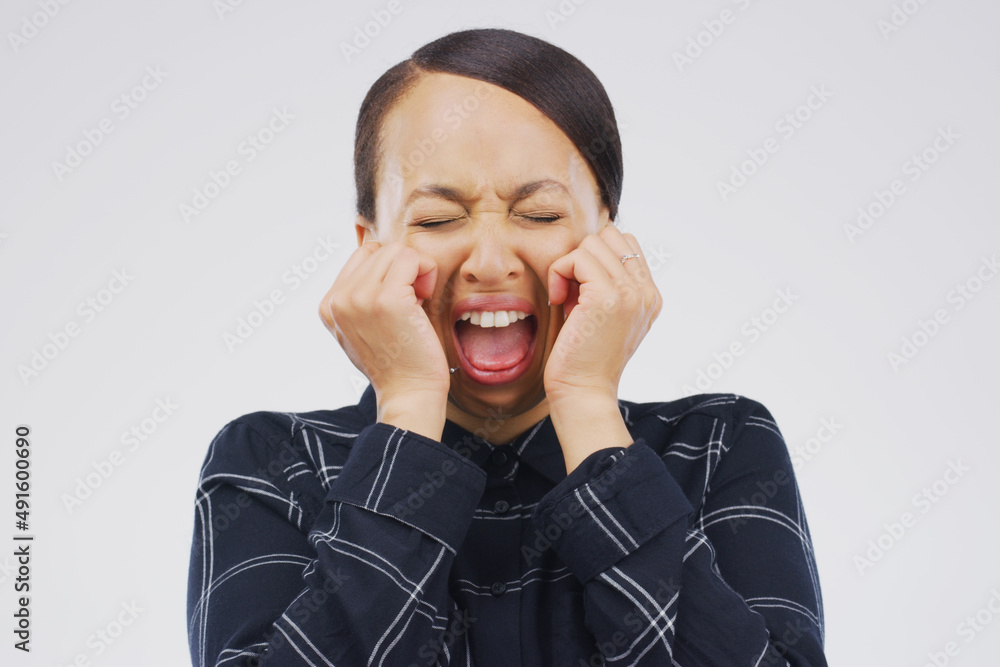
[409,227,581,307]
[528,229,581,274]
[407,236,464,289]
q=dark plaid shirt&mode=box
[187,385,826,666]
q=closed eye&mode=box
[414,218,458,228]
[522,215,560,223]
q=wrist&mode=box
[547,386,619,423]
[376,389,448,441]
[547,391,632,474]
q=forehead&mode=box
[377,72,599,202]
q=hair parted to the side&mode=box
[353,28,623,224]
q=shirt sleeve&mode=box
[531,399,827,666]
[187,417,487,667]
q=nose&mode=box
[460,221,523,285]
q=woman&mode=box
[187,28,826,666]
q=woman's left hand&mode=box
[545,224,662,401]
[544,225,662,471]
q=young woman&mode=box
[188,28,826,666]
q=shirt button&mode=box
[493,500,510,515]
[490,581,506,597]
[489,448,509,467]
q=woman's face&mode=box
[364,72,610,419]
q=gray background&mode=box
[2,0,998,664]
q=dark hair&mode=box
[354,28,623,223]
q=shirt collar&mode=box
[357,384,567,485]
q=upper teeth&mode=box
[459,310,529,328]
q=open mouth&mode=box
[452,307,538,386]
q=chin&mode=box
[448,374,547,419]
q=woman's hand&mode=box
[544,225,662,472]
[319,241,450,439]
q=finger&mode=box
[383,246,438,303]
[546,258,571,307]
[547,247,609,304]
[600,227,653,285]
[412,254,439,305]
[599,225,643,256]
[319,247,372,326]
[621,232,642,255]
[600,225,644,262]
[339,242,422,312]
[580,231,635,280]
[319,241,394,326]
[616,233,661,318]
[356,241,412,287]
[545,257,581,317]
[546,250,581,306]
[563,279,580,319]
[336,240,382,282]
[318,281,338,328]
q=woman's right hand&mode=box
[319,240,450,439]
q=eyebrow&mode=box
[403,179,569,207]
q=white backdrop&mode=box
[2,1,999,665]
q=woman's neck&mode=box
[445,397,551,445]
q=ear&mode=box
[355,215,374,247]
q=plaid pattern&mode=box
[188,386,826,666]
